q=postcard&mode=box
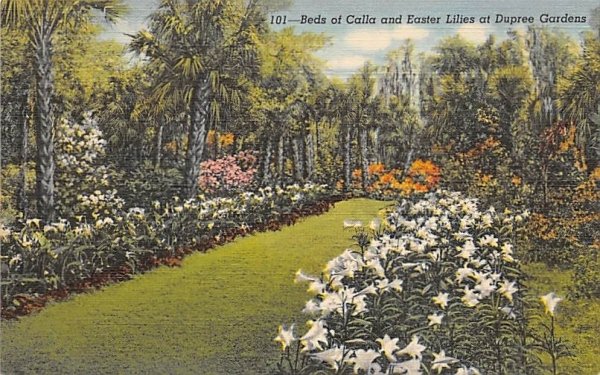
[1,0,598,374]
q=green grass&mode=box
[0,199,391,375]
[523,263,600,375]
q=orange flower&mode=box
[219,132,235,148]
[368,163,386,176]
[511,176,522,186]
[206,130,217,145]
[480,174,493,184]
[407,159,441,190]
[379,172,397,185]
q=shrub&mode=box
[570,245,600,298]
[198,151,257,196]
[0,183,330,313]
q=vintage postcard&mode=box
[1,0,599,374]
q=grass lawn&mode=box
[524,263,600,375]
[1,199,391,375]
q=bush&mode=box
[198,151,258,196]
[0,183,331,313]
[570,246,600,298]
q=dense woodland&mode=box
[1,1,599,372]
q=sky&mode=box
[101,0,598,78]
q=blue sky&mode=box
[102,0,598,77]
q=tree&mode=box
[379,41,423,169]
[345,62,378,191]
[558,34,600,171]
[129,0,265,198]
[249,27,327,185]
[1,0,125,222]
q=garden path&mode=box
[1,198,391,374]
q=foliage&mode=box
[198,151,258,196]
[0,183,330,311]
[54,114,114,218]
[570,246,600,299]
[276,190,540,375]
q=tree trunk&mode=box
[184,75,211,198]
[372,127,381,163]
[277,133,285,185]
[343,124,352,192]
[17,93,30,219]
[154,122,164,170]
[34,31,56,223]
[403,148,415,173]
[305,128,315,181]
[359,128,369,190]
[261,137,273,185]
[315,119,321,175]
[291,136,304,182]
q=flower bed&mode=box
[275,190,542,374]
[0,183,334,319]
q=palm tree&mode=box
[129,0,264,198]
[558,35,600,171]
[1,0,125,222]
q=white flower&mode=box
[294,270,317,283]
[302,300,321,315]
[428,313,444,326]
[376,334,400,361]
[43,225,57,234]
[390,358,422,375]
[455,366,481,375]
[352,294,369,315]
[498,280,518,302]
[500,243,515,262]
[462,286,480,307]
[313,346,345,371]
[397,335,426,360]
[300,320,328,351]
[274,324,295,351]
[53,221,66,232]
[455,264,474,283]
[376,278,390,291]
[307,280,326,295]
[453,232,472,242]
[369,218,381,231]
[432,292,449,309]
[343,219,363,228]
[478,234,498,248]
[460,240,478,259]
[388,278,404,292]
[480,213,493,228]
[474,277,496,298]
[499,306,517,319]
[431,350,458,373]
[349,349,380,374]
[26,218,41,228]
[540,292,562,316]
